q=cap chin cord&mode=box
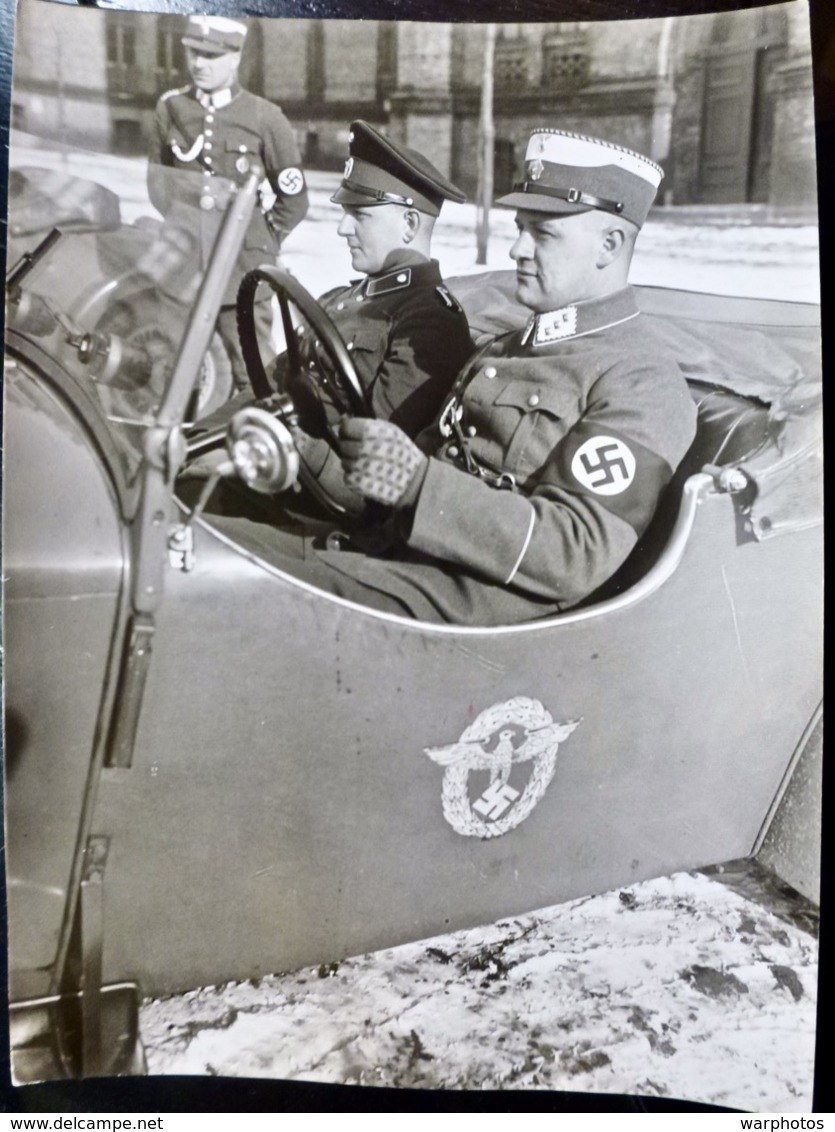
[341,178,415,207]
[512,181,624,217]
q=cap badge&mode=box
[343,157,354,180]
[527,158,544,182]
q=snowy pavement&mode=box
[9,135,821,303]
[140,866,818,1112]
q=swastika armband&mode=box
[548,420,674,532]
[277,167,305,195]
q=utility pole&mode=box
[476,23,496,266]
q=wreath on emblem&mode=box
[424,696,580,839]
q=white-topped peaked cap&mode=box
[182,15,248,55]
[496,129,664,227]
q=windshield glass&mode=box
[5,130,244,485]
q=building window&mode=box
[106,24,137,68]
[495,36,530,91]
[106,21,140,93]
[542,30,589,94]
[156,18,185,82]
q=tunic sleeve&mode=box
[407,356,697,608]
[147,99,174,216]
[261,104,309,246]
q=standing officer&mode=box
[211,129,698,626]
[147,15,309,391]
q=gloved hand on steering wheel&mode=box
[338,418,428,509]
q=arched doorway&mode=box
[699,8,787,203]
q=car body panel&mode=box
[4,360,125,991]
[86,490,821,994]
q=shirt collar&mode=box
[521,287,640,348]
[195,83,240,110]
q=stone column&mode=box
[387,24,454,177]
[768,9,817,210]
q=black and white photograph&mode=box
[1,0,824,1112]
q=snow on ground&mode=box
[140,869,817,1112]
[9,135,821,303]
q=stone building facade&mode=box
[10,0,816,210]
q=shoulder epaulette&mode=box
[161,85,190,102]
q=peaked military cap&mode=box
[496,129,663,228]
[182,15,248,55]
[331,120,467,217]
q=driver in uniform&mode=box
[208,130,698,626]
[147,15,309,391]
[191,120,474,507]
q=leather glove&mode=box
[338,418,428,508]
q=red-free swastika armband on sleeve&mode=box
[546,420,674,534]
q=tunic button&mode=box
[337,302,345,311]
[466,425,477,437]
[205,156,213,166]
[204,142,212,151]
[239,145,247,153]
[347,342,354,351]
[356,295,364,303]
[527,393,540,407]
[396,273,407,283]
[447,445,459,459]
[205,129,213,137]
[484,366,497,379]
[205,114,214,123]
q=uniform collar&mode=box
[358,251,441,298]
[195,83,241,110]
[521,287,640,348]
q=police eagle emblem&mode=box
[424,697,580,838]
[527,158,545,182]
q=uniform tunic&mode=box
[148,83,308,307]
[302,287,698,624]
[284,250,475,506]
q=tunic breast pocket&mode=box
[225,138,259,180]
[340,323,390,392]
[491,379,580,476]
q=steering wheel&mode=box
[236,265,371,424]
[235,265,373,515]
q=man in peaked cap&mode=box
[147,15,309,392]
[279,120,475,506]
[190,120,474,509]
[204,129,698,625]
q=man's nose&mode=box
[337,214,354,237]
[510,230,533,262]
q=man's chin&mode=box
[515,276,539,306]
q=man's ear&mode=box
[597,224,627,267]
[402,209,421,245]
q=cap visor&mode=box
[494,190,591,214]
[182,36,229,53]
[330,185,389,207]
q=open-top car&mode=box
[3,163,823,1082]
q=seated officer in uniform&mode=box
[147,15,309,391]
[279,120,475,503]
[190,120,474,504]
[207,130,698,627]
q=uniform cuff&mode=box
[407,458,537,586]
